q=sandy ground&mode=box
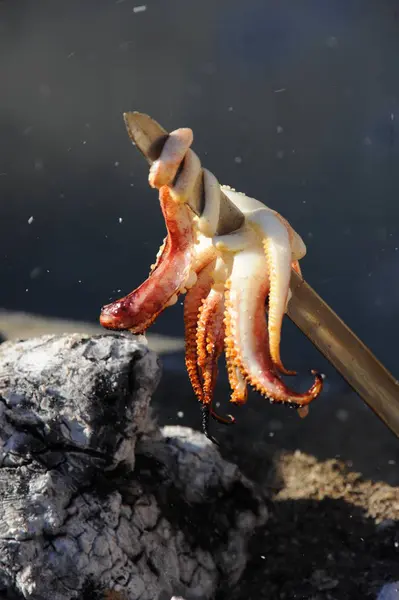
[1,311,398,599]
[224,450,399,599]
[0,309,184,354]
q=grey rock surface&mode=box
[0,334,267,600]
[378,583,399,600]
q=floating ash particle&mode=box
[234,156,242,164]
[177,411,184,419]
[311,569,339,591]
[276,125,284,134]
[274,88,286,93]
[30,267,42,279]
[133,4,147,12]
[326,36,338,48]
[114,161,120,167]
[39,83,51,97]
[260,555,266,560]
[268,419,283,431]
[336,409,349,423]
[28,216,34,224]
[228,106,234,111]
[119,217,123,223]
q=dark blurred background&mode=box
[1,0,398,480]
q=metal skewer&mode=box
[123,111,399,438]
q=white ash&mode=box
[0,333,267,599]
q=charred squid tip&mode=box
[211,409,235,426]
[310,369,324,383]
[273,356,297,377]
[310,369,324,378]
[200,404,220,446]
[279,366,297,377]
[309,369,324,396]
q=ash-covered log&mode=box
[0,334,267,600]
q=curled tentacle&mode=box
[249,210,297,376]
[224,238,323,406]
[149,128,202,205]
[100,186,194,332]
[149,128,194,189]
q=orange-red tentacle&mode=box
[184,261,215,403]
[100,186,194,333]
[196,287,234,424]
[224,248,323,407]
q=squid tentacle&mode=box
[250,209,298,376]
[196,286,234,424]
[100,186,194,332]
[224,247,323,406]
[149,128,194,190]
[184,261,233,428]
[184,260,215,404]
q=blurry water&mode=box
[1,0,399,385]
